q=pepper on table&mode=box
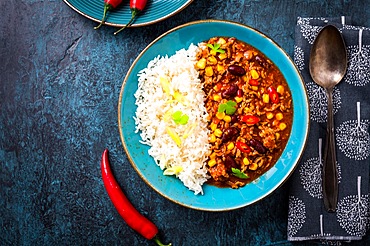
[100,149,171,246]
[114,0,148,35]
[94,0,123,30]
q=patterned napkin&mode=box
[287,16,370,242]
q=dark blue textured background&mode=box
[1,0,369,245]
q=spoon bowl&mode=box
[310,25,347,88]
[309,24,347,212]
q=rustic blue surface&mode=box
[1,0,369,245]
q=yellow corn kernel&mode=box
[217,64,225,73]
[209,134,217,143]
[213,94,221,101]
[235,96,243,103]
[210,122,218,131]
[196,58,206,69]
[266,112,274,120]
[275,112,283,121]
[277,85,284,95]
[227,142,234,150]
[217,37,226,45]
[214,128,222,137]
[249,163,258,170]
[243,107,251,114]
[279,122,287,130]
[262,93,270,104]
[218,53,227,60]
[216,112,225,120]
[210,50,217,56]
[243,157,250,165]
[208,159,217,167]
[223,115,231,123]
[208,56,217,65]
[210,152,217,159]
[275,133,280,140]
[250,69,259,79]
[205,66,213,76]
[251,86,258,91]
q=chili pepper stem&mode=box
[152,235,172,246]
[94,4,111,30]
[113,9,140,35]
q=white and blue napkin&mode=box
[287,16,370,242]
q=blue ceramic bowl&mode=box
[118,20,309,211]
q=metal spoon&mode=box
[309,24,347,212]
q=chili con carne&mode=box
[94,0,123,30]
[114,0,148,35]
[101,149,171,246]
[196,37,293,188]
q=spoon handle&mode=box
[323,88,338,212]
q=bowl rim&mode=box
[118,19,310,211]
[63,0,194,27]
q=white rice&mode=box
[134,44,211,195]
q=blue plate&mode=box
[118,20,309,211]
[63,0,193,27]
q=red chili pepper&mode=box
[101,149,171,246]
[249,79,259,86]
[114,0,148,35]
[94,0,123,30]
[267,86,279,103]
[240,115,260,125]
[236,141,251,153]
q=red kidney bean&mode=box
[230,115,238,124]
[224,155,237,169]
[228,65,246,76]
[237,89,243,97]
[249,139,267,154]
[254,55,270,68]
[221,84,238,98]
[267,86,279,103]
[222,127,239,142]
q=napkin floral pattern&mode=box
[287,16,370,242]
